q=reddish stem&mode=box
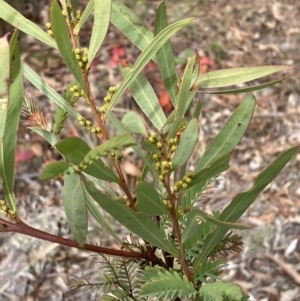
[0,218,143,259]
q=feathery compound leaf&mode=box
[199,281,243,301]
[139,268,197,300]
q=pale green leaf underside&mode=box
[120,65,166,130]
[195,65,291,88]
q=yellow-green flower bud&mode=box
[75,54,81,60]
[187,171,194,178]
[182,183,188,189]
[183,176,191,183]
[167,202,172,209]
[46,23,52,29]
[95,127,101,133]
[78,61,84,67]
[62,10,67,16]
[47,30,53,37]
[83,47,88,55]
[79,121,85,126]
[82,56,88,63]
[0,200,5,205]
[173,184,179,192]
[75,48,81,54]
[177,210,184,218]
[74,92,80,97]
[109,86,117,93]
[159,174,164,181]
[156,142,163,149]
[170,145,177,153]
[104,96,110,103]
[178,180,183,186]
[91,127,96,133]
[152,153,159,160]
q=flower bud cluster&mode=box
[99,87,117,115]
[119,196,130,207]
[74,47,89,68]
[162,199,172,210]
[0,200,16,219]
[77,115,101,134]
[110,151,123,162]
[70,84,84,98]
[149,134,173,182]
[46,22,53,37]
[173,171,194,192]
[148,123,187,183]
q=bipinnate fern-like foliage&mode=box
[199,282,246,301]
[138,267,197,300]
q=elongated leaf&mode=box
[56,137,90,164]
[0,34,10,144]
[122,111,147,136]
[0,34,9,99]
[85,182,178,255]
[176,56,196,117]
[181,153,231,210]
[136,181,169,215]
[39,161,70,180]
[194,146,298,270]
[29,127,60,146]
[0,1,57,49]
[183,208,253,243]
[200,74,292,94]
[107,112,156,175]
[70,133,135,174]
[189,153,230,191]
[155,1,177,105]
[56,137,119,182]
[87,0,111,69]
[196,93,256,172]
[85,188,123,244]
[109,17,194,108]
[194,65,291,89]
[22,63,78,118]
[172,119,199,169]
[63,173,87,247]
[0,31,23,212]
[120,64,166,130]
[220,147,298,222]
[50,0,87,95]
[111,0,153,53]
[74,0,94,35]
